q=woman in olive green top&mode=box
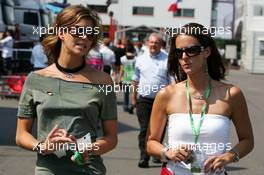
[15,5,118,175]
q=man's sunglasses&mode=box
[175,45,204,59]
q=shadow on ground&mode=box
[226,166,247,172]
[0,107,35,146]
[118,121,138,133]
[0,107,19,145]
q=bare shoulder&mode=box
[155,86,170,104]
[172,80,187,95]
[34,65,55,76]
[229,84,244,100]
[162,80,187,95]
[213,80,242,96]
[211,80,230,88]
[213,80,245,105]
[175,80,187,90]
[220,82,248,120]
[97,71,113,85]
[84,67,113,85]
[156,82,184,101]
[228,85,246,111]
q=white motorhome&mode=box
[0,0,53,73]
[0,0,5,32]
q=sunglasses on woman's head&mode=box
[175,45,204,59]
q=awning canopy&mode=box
[44,2,70,14]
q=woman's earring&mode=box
[204,61,208,73]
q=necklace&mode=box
[186,78,211,143]
[191,82,211,100]
[193,93,205,100]
[55,59,86,78]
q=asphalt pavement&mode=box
[0,69,263,175]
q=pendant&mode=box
[193,95,204,100]
[65,73,73,79]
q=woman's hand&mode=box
[42,125,75,154]
[71,150,90,165]
[165,145,192,162]
[203,152,234,173]
[71,141,94,165]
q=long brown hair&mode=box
[167,23,225,81]
[42,5,102,64]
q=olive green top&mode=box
[17,72,117,175]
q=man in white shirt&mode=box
[132,33,171,168]
[100,38,116,74]
[0,30,14,75]
[30,36,48,70]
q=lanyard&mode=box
[186,78,211,143]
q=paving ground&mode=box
[0,69,263,175]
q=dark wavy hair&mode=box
[168,23,225,82]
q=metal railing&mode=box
[0,48,33,73]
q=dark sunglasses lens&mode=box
[175,49,183,59]
[87,34,94,40]
[186,46,202,56]
[69,28,79,37]
[68,27,86,37]
[69,30,94,40]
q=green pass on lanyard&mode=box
[186,78,211,173]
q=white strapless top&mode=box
[166,113,231,175]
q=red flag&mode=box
[168,0,180,12]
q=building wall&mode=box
[234,0,245,32]
[240,0,264,73]
[251,32,264,73]
[241,31,253,71]
[246,0,264,31]
[66,0,212,28]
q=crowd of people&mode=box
[13,5,254,175]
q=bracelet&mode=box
[160,147,170,162]
[228,148,240,162]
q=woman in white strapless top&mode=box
[147,23,254,175]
